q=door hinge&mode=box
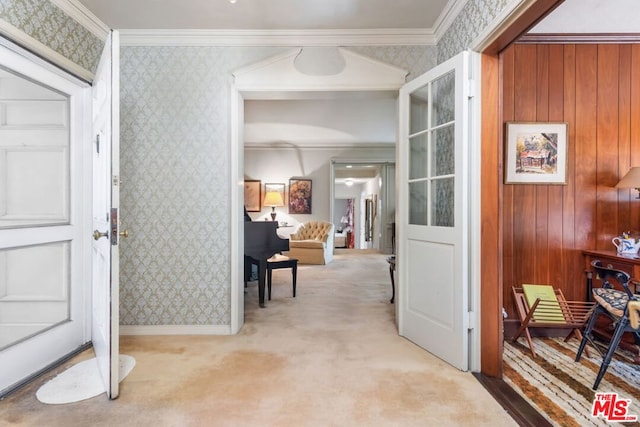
[467,79,476,99]
[113,175,119,186]
[465,311,476,331]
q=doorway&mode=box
[332,161,395,253]
[231,47,408,332]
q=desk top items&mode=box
[612,231,640,256]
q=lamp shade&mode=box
[263,191,284,207]
[340,216,348,224]
[616,167,640,189]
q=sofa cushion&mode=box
[290,240,326,249]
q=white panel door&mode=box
[0,41,90,394]
[397,52,470,370]
[91,30,120,399]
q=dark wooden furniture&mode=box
[267,256,298,300]
[387,255,395,304]
[244,221,289,307]
[582,250,640,364]
[576,260,640,389]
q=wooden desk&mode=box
[583,250,640,298]
[582,249,640,363]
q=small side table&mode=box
[267,255,298,300]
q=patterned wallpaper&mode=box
[0,0,103,74]
[437,0,511,63]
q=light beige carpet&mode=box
[2,250,516,426]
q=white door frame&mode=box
[229,48,409,332]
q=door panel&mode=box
[398,52,470,371]
[0,69,69,229]
[91,30,120,399]
[0,40,89,395]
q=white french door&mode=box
[0,40,91,394]
[91,30,121,399]
[397,51,471,371]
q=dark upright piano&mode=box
[244,221,289,307]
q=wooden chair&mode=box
[575,260,640,390]
[512,285,595,358]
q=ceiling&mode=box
[75,0,451,31]
[73,0,640,44]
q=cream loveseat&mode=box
[288,221,334,265]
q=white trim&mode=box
[119,28,436,47]
[433,0,470,41]
[120,325,233,336]
[0,19,93,81]
[468,51,481,373]
[229,83,243,335]
[470,0,538,52]
[48,0,110,40]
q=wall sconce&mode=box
[263,191,284,221]
[616,167,640,199]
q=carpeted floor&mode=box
[1,250,517,426]
[504,337,640,427]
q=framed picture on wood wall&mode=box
[289,179,312,214]
[505,122,568,184]
[244,180,261,212]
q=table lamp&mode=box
[616,167,640,199]
[263,191,284,221]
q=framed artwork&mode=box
[505,122,568,184]
[289,179,312,214]
[264,183,285,204]
[244,180,261,212]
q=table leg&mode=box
[258,260,267,308]
[389,263,395,304]
[292,262,297,297]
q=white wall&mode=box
[245,98,397,145]
[244,146,394,231]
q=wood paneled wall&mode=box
[501,43,640,322]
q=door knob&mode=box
[119,229,129,238]
[93,230,109,240]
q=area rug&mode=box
[504,337,640,426]
[36,355,136,404]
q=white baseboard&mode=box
[120,325,232,336]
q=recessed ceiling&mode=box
[75,0,451,30]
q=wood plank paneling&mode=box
[501,43,640,319]
[480,52,502,377]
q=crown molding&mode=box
[244,142,395,150]
[119,28,436,47]
[433,0,468,41]
[518,33,640,44]
[48,0,109,40]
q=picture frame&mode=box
[244,180,261,212]
[289,178,312,214]
[505,122,568,184]
[264,183,285,205]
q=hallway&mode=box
[1,251,515,426]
